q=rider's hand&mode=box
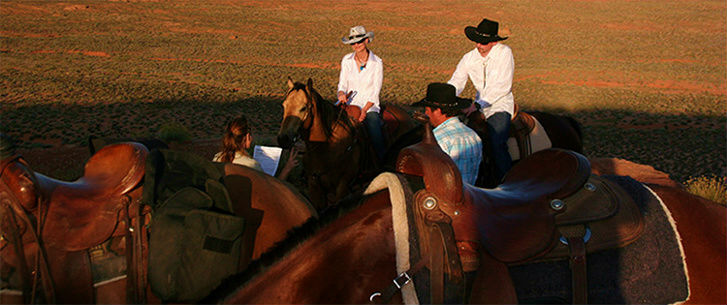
[278,147,300,180]
[337,93,347,106]
[358,112,366,122]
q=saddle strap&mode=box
[0,166,56,303]
[416,191,465,304]
[125,196,147,303]
[511,116,532,159]
[371,260,426,304]
[0,202,32,303]
[562,225,588,304]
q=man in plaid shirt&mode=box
[412,83,483,185]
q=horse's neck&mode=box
[219,191,396,304]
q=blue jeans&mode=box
[486,112,512,181]
[364,111,386,160]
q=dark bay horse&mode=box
[277,78,418,210]
[0,139,316,303]
[209,131,725,304]
[466,106,584,188]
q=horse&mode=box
[208,125,725,304]
[466,105,584,188]
[0,137,317,304]
[276,78,419,210]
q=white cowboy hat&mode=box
[341,25,374,44]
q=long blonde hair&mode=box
[219,116,250,163]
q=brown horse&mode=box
[466,107,584,188]
[209,130,725,304]
[0,139,316,303]
[277,78,418,210]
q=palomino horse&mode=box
[209,126,725,304]
[0,138,316,303]
[277,78,418,210]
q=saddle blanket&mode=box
[509,175,689,304]
[507,117,551,161]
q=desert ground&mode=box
[1,0,725,184]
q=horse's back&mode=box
[649,184,726,304]
[528,111,583,153]
[222,163,317,258]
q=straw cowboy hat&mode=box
[465,18,508,44]
[412,83,471,111]
[341,25,374,44]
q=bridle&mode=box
[0,156,56,303]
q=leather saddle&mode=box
[33,142,148,251]
[509,104,537,157]
[395,123,644,303]
[341,103,418,147]
[467,103,537,161]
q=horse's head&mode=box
[277,78,312,149]
[278,77,333,148]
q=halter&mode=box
[282,85,357,143]
[0,155,56,303]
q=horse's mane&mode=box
[291,82,355,140]
[202,189,374,302]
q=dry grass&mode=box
[685,175,727,205]
[1,0,725,183]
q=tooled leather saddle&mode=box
[393,123,644,303]
[0,142,149,303]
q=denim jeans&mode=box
[364,111,386,160]
[486,111,512,181]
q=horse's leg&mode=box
[466,112,499,188]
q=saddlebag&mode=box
[143,149,247,303]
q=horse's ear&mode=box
[306,78,313,90]
[287,77,294,90]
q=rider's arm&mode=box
[447,54,470,96]
[337,55,350,104]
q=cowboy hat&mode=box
[465,18,508,44]
[341,25,374,44]
[412,83,471,111]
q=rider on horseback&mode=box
[337,25,386,161]
[412,83,483,185]
[448,18,514,182]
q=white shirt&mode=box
[448,43,515,118]
[337,51,383,113]
[213,151,263,172]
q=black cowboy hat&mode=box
[465,18,508,44]
[412,83,471,111]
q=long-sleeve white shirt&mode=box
[337,51,383,113]
[448,43,515,118]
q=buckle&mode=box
[393,272,411,289]
[559,227,592,245]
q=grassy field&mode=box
[1,0,725,183]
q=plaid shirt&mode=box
[432,117,483,185]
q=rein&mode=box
[0,156,56,303]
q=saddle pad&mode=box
[508,176,688,304]
[507,116,551,161]
[364,172,420,305]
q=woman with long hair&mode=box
[214,116,298,180]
